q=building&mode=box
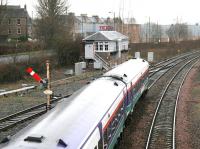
[122,23,141,43]
[0,5,31,41]
[75,14,112,37]
[83,31,129,69]
[139,24,170,43]
[188,24,200,40]
[56,13,140,43]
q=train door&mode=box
[125,85,133,115]
[102,98,125,148]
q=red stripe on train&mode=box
[103,68,149,131]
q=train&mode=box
[0,58,149,149]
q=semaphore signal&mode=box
[26,61,52,111]
[26,67,44,84]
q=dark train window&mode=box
[103,104,124,147]
[104,144,108,149]
[98,138,103,149]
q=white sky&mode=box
[8,0,200,25]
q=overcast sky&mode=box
[8,0,200,25]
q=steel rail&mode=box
[148,54,199,89]
[150,50,199,69]
[149,51,200,77]
[145,56,199,149]
[0,51,199,143]
[0,94,71,132]
[0,51,198,97]
[172,59,200,149]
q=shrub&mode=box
[18,36,28,42]
[0,64,24,83]
[56,37,81,66]
[0,56,53,83]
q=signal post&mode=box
[45,60,52,110]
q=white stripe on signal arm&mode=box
[30,71,35,76]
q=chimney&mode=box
[24,4,27,10]
[68,12,75,16]
[81,14,87,22]
[81,14,87,17]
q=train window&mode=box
[98,138,103,149]
[132,88,136,95]
[103,130,108,145]
[126,94,131,106]
[104,144,108,149]
[103,102,124,148]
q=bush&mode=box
[0,40,44,55]
[56,37,81,66]
[0,64,24,83]
[18,36,28,42]
[0,56,51,83]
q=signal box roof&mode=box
[83,31,128,41]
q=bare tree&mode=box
[151,23,162,43]
[35,0,70,48]
[140,22,163,43]
[0,0,7,8]
[166,23,189,42]
[114,17,123,32]
[37,0,67,18]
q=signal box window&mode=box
[105,42,108,51]
[95,42,98,51]
[100,42,103,51]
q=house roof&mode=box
[76,16,105,24]
[83,31,128,41]
[1,6,29,18]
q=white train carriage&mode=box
[0,58,149,149]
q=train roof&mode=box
[104,58,149,84]
[1,58,149,149]
[1,78,126,149]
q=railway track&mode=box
[145,57,200,149]
[0,73,102,141]
[148,52,200,88]
[149,50,200,75]
[0,51,199,144]
[0,51,197,98]
[0,94,71,134]
[116,52,200,149]
[150,50,199,70]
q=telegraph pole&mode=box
[109,12,116,31]
[81,15,84,38]
[114,12,116,31]
[149,17,150,43]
